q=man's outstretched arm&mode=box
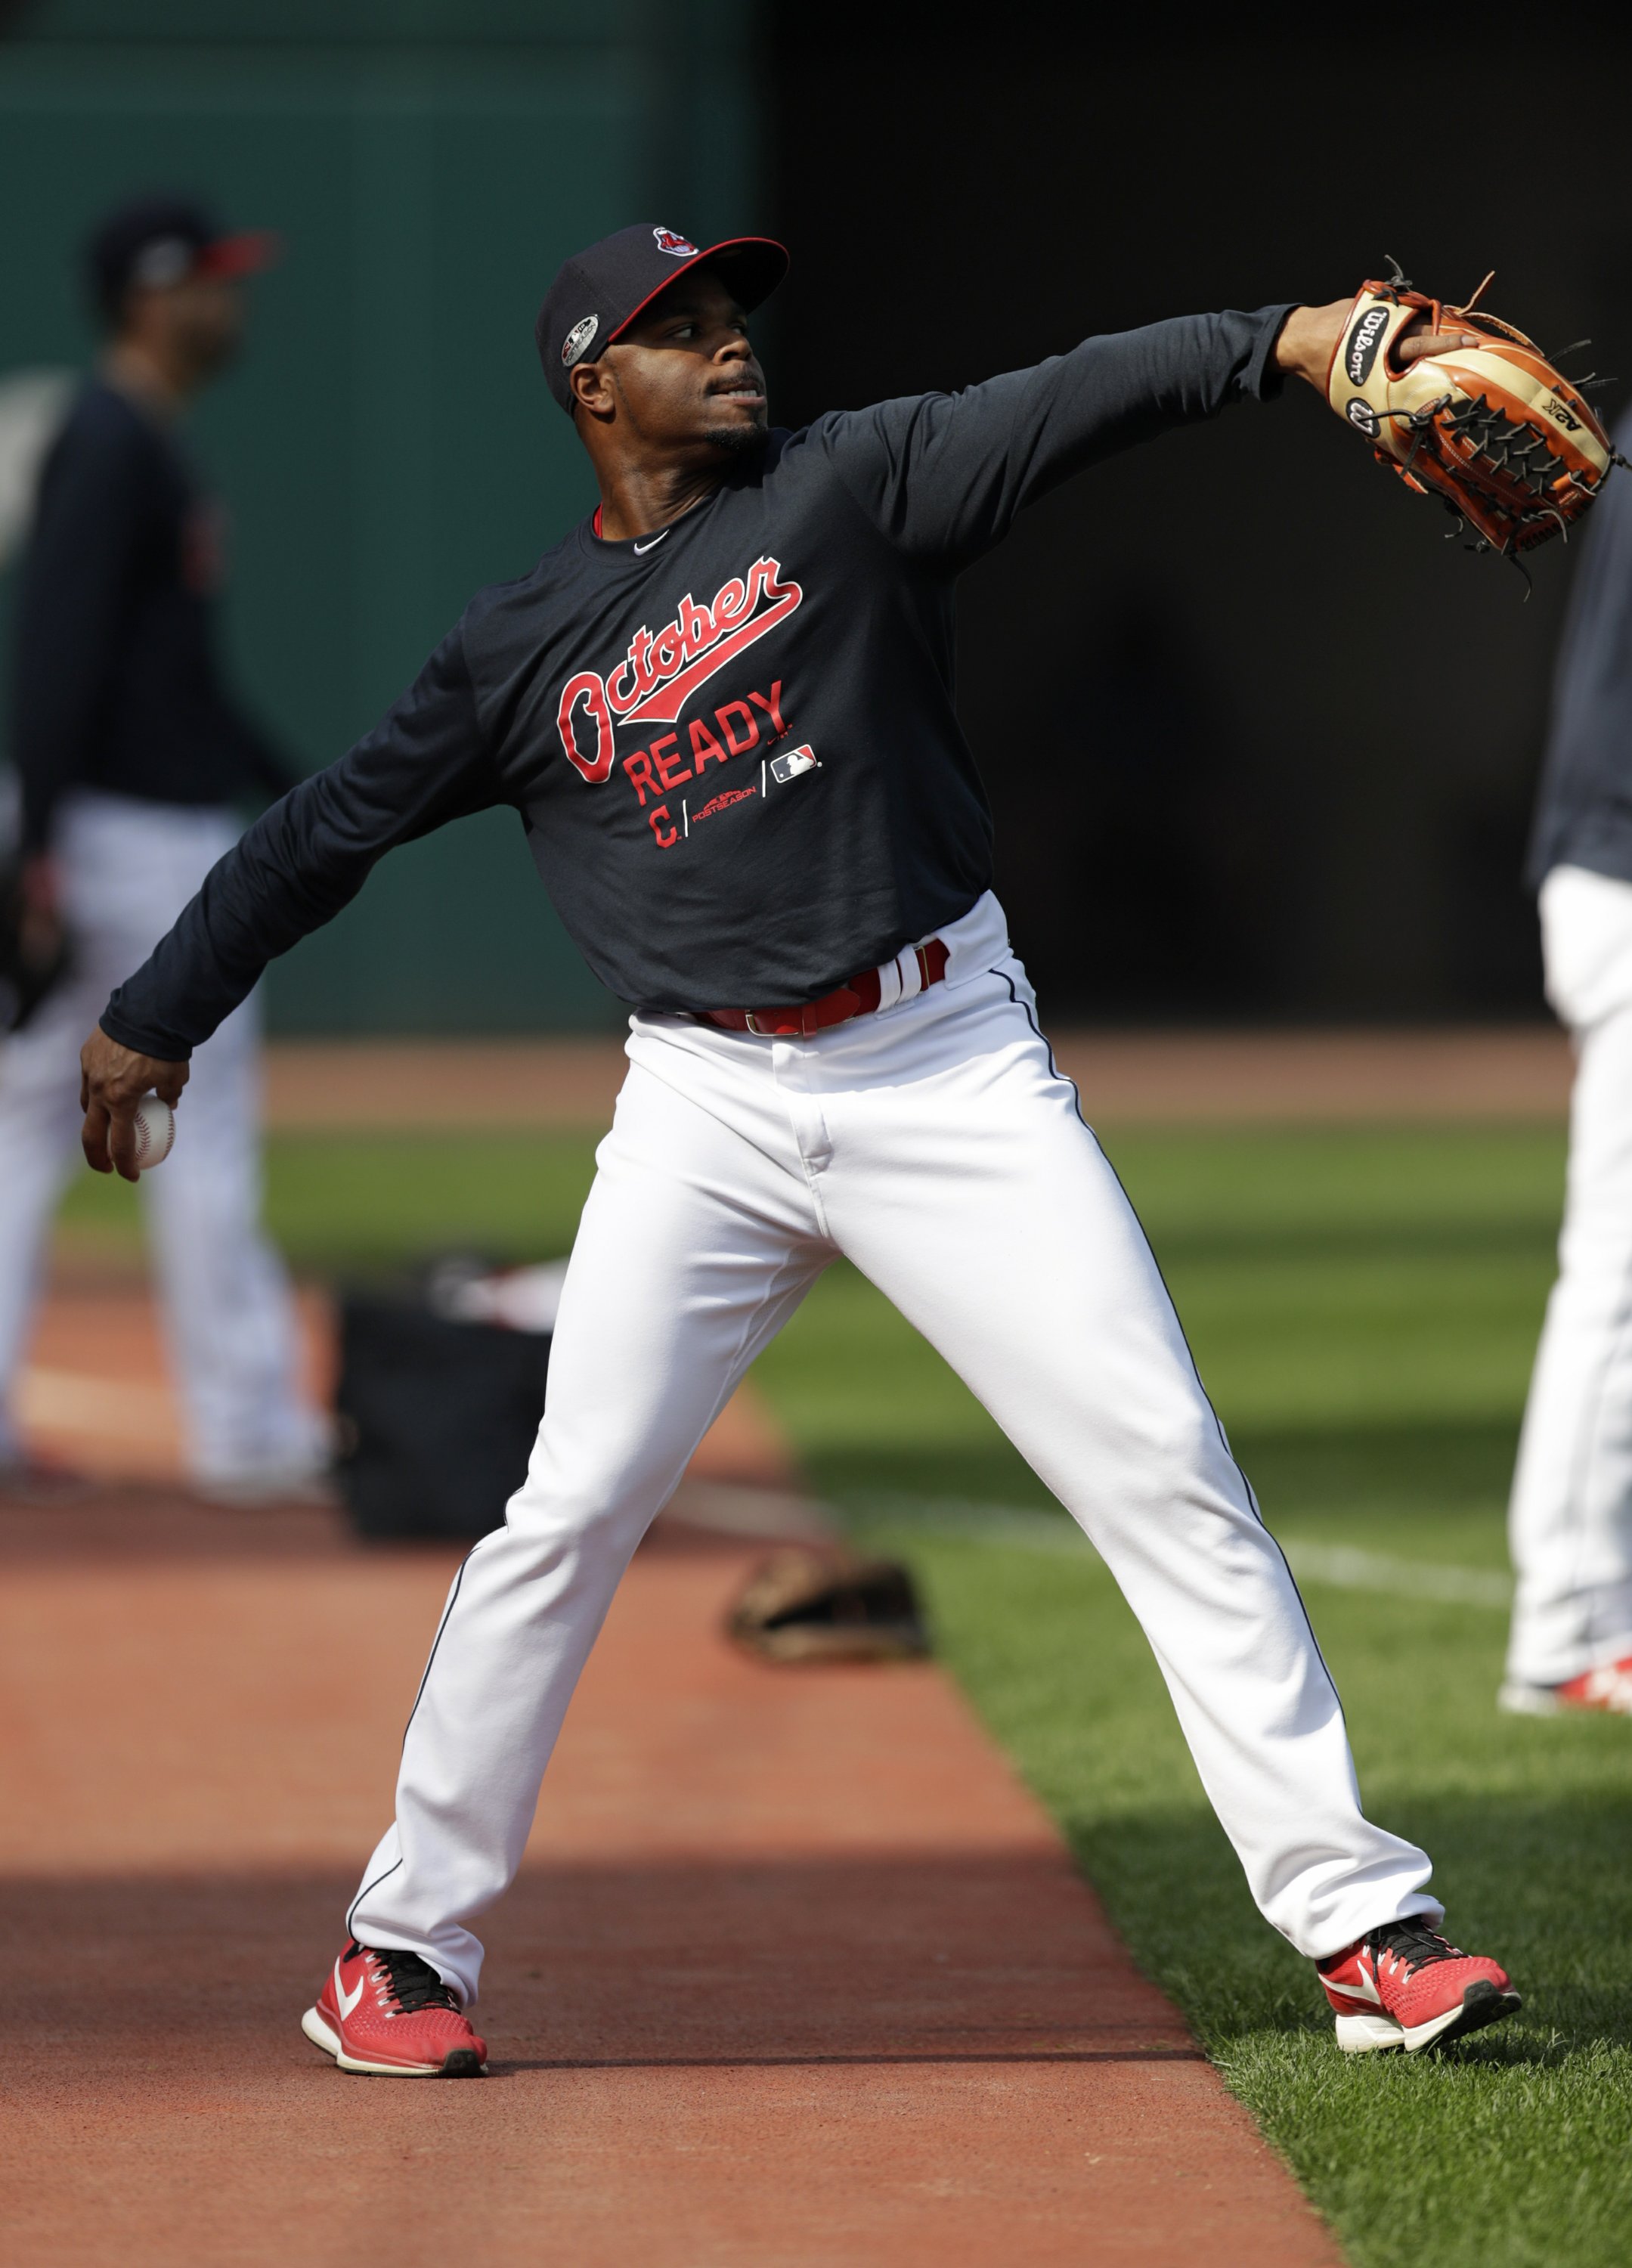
[812,294,1479,570]
[82,624,503,1181]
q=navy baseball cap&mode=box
[87,194,280,324]
[535,222,788,414]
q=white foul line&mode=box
[844,1492,1513,1609]
[1277,1540,1512,1609]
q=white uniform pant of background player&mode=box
[0,790,320,1485]
[1507,862,1632,1689]
[349,894,1438,2005]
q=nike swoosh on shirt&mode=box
[336,1962,366,2019]
[633,531,670,555]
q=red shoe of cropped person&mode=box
[1500,1654,1632,1716]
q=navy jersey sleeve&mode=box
[12,401,146,852]
[1525,409,1632,886]
[808,306,1293,571]
[101,625,504,1058]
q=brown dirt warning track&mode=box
[261,1023,1573,1131]
[0,1484,1339,2266]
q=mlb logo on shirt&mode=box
[770,745,819,785]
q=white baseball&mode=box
[132,1093,175,1170]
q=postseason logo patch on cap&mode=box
[132,236,196,291]
[561,313,599,367]
[652,227,696,258]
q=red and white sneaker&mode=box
[1500,1655,1632,1716]
[301,1938,487,2077]
[1318,1918,1520,2053]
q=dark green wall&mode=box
[0,0,757,1031]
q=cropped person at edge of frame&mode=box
[1504,398,1632,1720]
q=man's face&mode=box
[128,274,246,383]
[171,275,246,377]
[575,269,768,452]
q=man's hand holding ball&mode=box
[80,1027,188,1181]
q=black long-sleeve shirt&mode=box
[1527,406,1632,890]
[103,307,1291,1058]
[12,379,296,856]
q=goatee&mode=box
[704,420,770,458]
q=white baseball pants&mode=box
[0,791,321,1486]
[350,895,1438,2003]
[1507,862,1632,1687]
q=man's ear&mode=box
[570,358,616,422]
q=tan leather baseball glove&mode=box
[724,1545,930,1665]
[1327,263,1624,563]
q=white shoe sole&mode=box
[301,2003,476,2077]
[1334,2009,1407,2053]
[1500,1675,1632,1717]
[1334,1981,1520,2054]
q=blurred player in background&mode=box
[0,194,325,1502]
[1503,402,1632,1717]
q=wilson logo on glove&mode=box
[1345,304,1391,389]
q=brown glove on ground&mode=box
[725,1546,931,1665]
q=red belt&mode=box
[705,938,949,1038]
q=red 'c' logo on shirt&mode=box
[556,555,803,785]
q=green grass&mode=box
[57,1117,1632,2261]
[871,1532,1632,2267]
[757,1123,1631,2268]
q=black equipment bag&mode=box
[334,1290,550,1541]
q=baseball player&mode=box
[1502,402,1632,1717]
[0,194,326,1501]
[79,224,1519,2073]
